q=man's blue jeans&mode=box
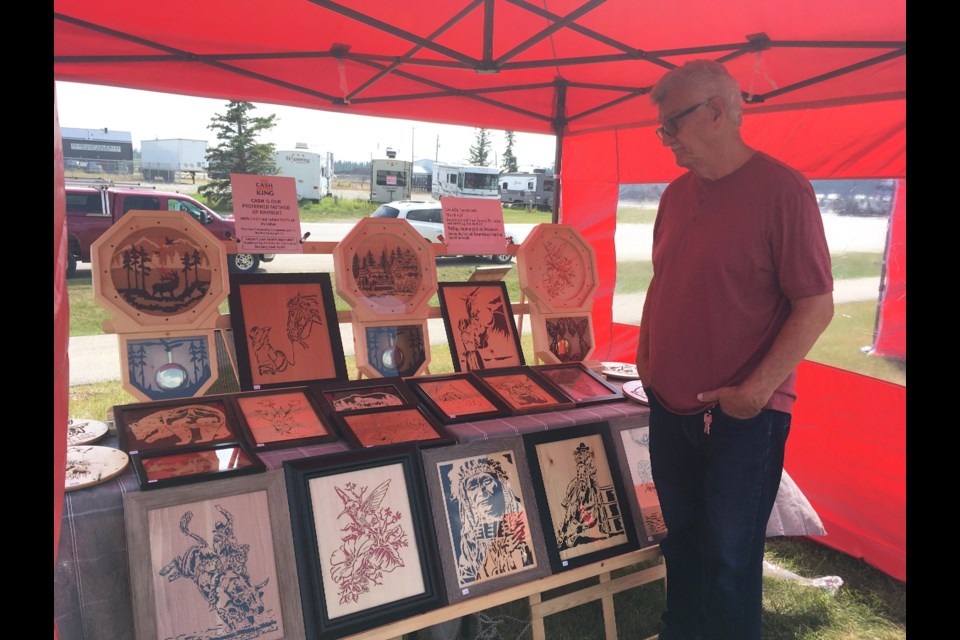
[647,389,790,640]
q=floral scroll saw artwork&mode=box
[284,445,444,639]
[229,273,348,391]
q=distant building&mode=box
[61,127,134,174]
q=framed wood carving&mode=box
[529,308,596,364]
[90,210,229,333]
[119,329,219,401]
[610,422,667,546]
[228,273,348,391]
[352,319,431,378]
[533,362,625,406]
[230,387,340,451]
[131,441,265,491]
[115,396,242,455]
[332,217,438,321]
[406,372,511,424]
[420,438,551,604]
[472,366,575,415]
[124,470,306,640]
[523,422,639,572]
[309,377,420,418]
[283,444,445,640]
[333,405,455,450]
[517,223,598,314]
[437,282,524,372]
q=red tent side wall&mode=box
[872,179,906,358]
[54,83,69,602]
[559,98,906,581]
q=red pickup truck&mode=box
[65,181,274,276]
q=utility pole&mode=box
[435,135,440,161]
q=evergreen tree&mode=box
[468,128,492,166]
[200,101,278,207]
[501,131,519,173]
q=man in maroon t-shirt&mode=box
[635,60,834,640]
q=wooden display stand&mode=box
[342,546,665,640]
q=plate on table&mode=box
[601,362,639,380]
[66,418,109,446]
[65,446,130,492]
[621,380,649,405]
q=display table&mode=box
[55,391,822,640]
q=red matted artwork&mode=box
[407,373,509,424]
[115,398,239,455]
[473,368,574,415]
[336,406,452,449]
[232,388,338,449]
[437,282,524,372]
[534,363,624,405]
[229,273,347,390]
[134,444,264,490]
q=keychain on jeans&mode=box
[704,408,713,435]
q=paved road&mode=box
[67,276,882,386]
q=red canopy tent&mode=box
[53,0,906,583]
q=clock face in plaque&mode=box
[518,224,598,313]
[333,218,437,321]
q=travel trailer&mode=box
[432,163,500,199]
[273,144,333,202]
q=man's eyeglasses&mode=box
[655,100,708,141]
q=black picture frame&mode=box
[420,437,553,604]
[436,281,525,372]
[228,272,348,391]
[114,395,243,456]
[131,440,266,491]
[229,386,341,451]
[523,421,640,572]
[471,366,576,415]
[333,404,456,450]
[532,362,625,406]
[283,444,446,640]
[406,372,512,424]
[309,376,421,419]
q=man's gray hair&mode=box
[650,60,744,126]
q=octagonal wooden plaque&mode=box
[119,329,220,402]
[517,224,598,314]
[333,218,437,321]
[529,307,596,364]
[90,210,229,332]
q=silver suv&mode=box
[371,200,514,263]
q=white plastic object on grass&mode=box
[763,560,844,595]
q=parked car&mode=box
[371,200,515,263]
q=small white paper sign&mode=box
[229,173,303,253]
[441,196,508,255]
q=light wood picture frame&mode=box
[420,437,552,604]
[228,272,348,391]
[529,308,596,364]
[333,405,455,450]
[123,470,306,640]
[471,366,576,416]
[610,422,668,547]
[406,372,512,424]
[532,362,625,406]
[437,281,524,372]
[230,387,340,451]
[283,444,445,640]
[523,422,640,572]
[352,319,431,378]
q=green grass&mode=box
[807,300,905,386]
[616,205,659,224]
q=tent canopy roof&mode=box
[54,0,905,140]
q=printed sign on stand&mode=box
[441,196,508,256]
[230,173,303,253]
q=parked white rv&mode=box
[140,138,207,182]
[273,147,333,202]
[499,170,557,211]
[432,163,500,199]
[370,156,414,203]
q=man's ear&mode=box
[707,96,724,123]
